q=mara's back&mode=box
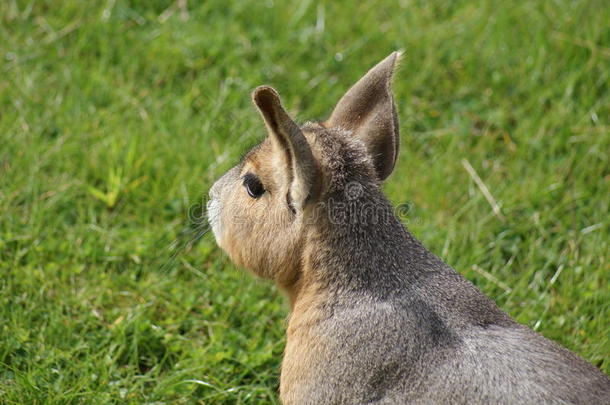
[283,230,610,404]
[279,189,610,404]
[208,52,610,404]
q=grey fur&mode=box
[209,53,610,405]
[288,124,610,404]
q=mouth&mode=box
[206,198,222,242]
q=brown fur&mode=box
[207,52,610,404]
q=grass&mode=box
[1,0,608,403]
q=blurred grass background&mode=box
[1,0,608,403]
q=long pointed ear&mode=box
[252,86,317,212]
[326,51,401,181]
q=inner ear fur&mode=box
[326,51,401,181]
[252,86,318,211]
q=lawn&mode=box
[1,0,608,403]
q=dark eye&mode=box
[243,173,265,198]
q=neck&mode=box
[281,188,437,311]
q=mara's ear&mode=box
[326,51,401,181]
[252,86,317,212]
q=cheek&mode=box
[220,199,275,270]
[209,188,300,279]
[212,190,258,258]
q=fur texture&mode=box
[207,52,610,404]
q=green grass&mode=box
[1,0,608,403]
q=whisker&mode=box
[156,201,212,273]
[186,226,211,250]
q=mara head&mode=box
[207,52,401,287]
